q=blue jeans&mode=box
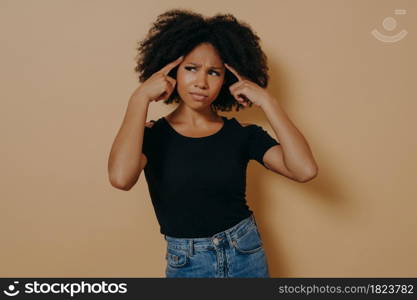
[164,213,270,278]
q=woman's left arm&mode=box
[260,97,318,182]
[225,63,318,182]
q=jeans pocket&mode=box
[231,225,264,254]
[165,247,188,268]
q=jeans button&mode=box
[213,238,219,245]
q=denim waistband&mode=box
[163,213,258,252]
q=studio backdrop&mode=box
[1,0,416,277]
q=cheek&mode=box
[210,77,224,92]
[177,70,194,87]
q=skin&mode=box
[109,41,317,190]
[164,42,228,136]
[143,43,318,183]
[223,63,319,182]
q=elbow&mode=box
[296,166,319,183]
[111,181,132,191]
[110,179,131,191]
[108,173,133,191]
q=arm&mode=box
[107,95,150,191]
[224,63,318,183]
[108,56,183,190]
[261,98,318,182]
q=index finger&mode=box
[158,56,184,75]
[224,63,243,81]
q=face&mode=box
[176,43,225,109]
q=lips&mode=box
[189,92,208,101]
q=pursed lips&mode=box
[189,92,208,97]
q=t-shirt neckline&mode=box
[162,116,227,140]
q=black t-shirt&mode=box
[142,116,280,238]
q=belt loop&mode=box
[189,239,194,257]
[252,213,258,226]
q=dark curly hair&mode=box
[134,9,269,112]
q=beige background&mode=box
[1,0,416,277]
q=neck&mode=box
[168,102,221,126]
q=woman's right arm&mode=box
[107,55,184,191]
[108,93,150,190]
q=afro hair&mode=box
[134,9,269,112]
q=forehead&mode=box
[184,43,223,65]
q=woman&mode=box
[108,9,318,278]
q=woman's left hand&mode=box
[224,63,273,108]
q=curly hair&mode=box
[134,9,269,112]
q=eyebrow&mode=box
[187,62,224,70]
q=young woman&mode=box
[108,9,318,278]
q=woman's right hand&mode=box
[131,56,184,103]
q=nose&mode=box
[194,70,208,90]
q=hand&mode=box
[224,63,273,108]
[131,56,184,103]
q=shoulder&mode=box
[144,120,157,138]
[143,118,166,137]
[232,119,270,138]
[145,120,155,128]
[232,118,255,128]
[229,119,263,141]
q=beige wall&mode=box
[1,0,416,277]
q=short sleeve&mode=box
[246,124,280,168]
[142,121,156,159]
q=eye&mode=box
[184,66,196,72]
[185,66,221,76]
[209,70,221,76]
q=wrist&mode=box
[130,94,151,106]
[260,95,278,110]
